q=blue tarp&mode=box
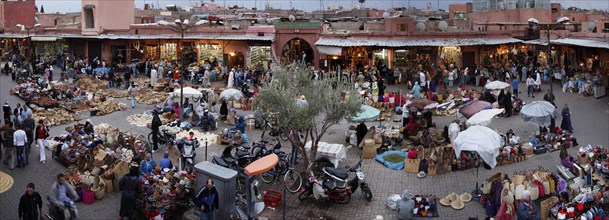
[375,150,409,170]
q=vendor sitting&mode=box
[140,153,157,175]
[83,119,94,135]
[199,110,217,131]
[159,152,173,170]
[231,116,246,134]
[403,117,420,139]
[231,130,244,146]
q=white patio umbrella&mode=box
[485,81,511,90]
[520,101,557,125]
[466,108,505,127]
[453,126,502,168]
[173,87,202,99]
[219,88,244,101]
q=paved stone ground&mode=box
[0,64,607,220]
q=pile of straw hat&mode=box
[439,192,472,210]
[0,171,14,194]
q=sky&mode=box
[35,0,609,14]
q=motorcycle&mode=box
[250,138,284,160]
[177,138,200,173]
[45,198,79,220]
[211,144,253,197]
[298,171,352,204]
[326,159,373,201]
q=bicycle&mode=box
[147,129,175,151]
[259,152,303,193]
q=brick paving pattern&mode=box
[0,65,607,220]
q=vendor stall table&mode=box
[304,142,347,168]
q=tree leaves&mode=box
[253,63,361,169]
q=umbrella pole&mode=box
[472,158,482,201]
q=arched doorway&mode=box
[281,38,313,65]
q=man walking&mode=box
[196,179,220,220]
[23,113,35,165]
[2,101,10,123]
[13,123,27,168]
[151,110,161,153]
[127,83,137,109]
[526,75,535,98]
[512,78,519,98]
[18,183,42,220]
[2,121,15,169]
[124,69,132,90]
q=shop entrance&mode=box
[111,46,126,64]
[462,52,475,69]
[281,38,313,65]
[88,41,102,60]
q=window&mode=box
[84,9,94,29]
[398,24,408,32]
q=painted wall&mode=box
[0,0,36,31]
[81,0,135,35]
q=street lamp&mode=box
[158,19,205,122]
[16,23,41,61]
[528,16,570,97]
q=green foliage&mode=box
[253,63,362,169]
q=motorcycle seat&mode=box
[324,167,348,180]
[235,151,250,158]
[323,179,347,190]
[212,155,229,167]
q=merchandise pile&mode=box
[138,170,196,219]
[135,88,168,105]
[33,107,77,126]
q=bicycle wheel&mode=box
[259,170,275,184]
[147,132,154,144]
[279,132,289,141]
[283,169,303,193]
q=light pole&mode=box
[158,19,206,122]
[16,23,41,60]
[528,17,570,97]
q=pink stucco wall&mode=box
[81,0,135,35]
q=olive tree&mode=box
[253,63,361,170]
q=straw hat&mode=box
[460,193,472,203]
[439,198,451,206]
[0,171,14,194]
[451,199,465,210]
[417,171,427,178]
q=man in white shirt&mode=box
[419,71,426,91]
[402,100,412,127]
[526,75,535,98]
[13,123,27,168]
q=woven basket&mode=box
[92,176,106,199]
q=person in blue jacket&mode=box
[140,153,156,175]
[232,116,246,134]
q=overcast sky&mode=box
[36,0,608,14]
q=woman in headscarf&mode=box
[371,79,379,97]
[119,166,142,220]
[219,101,228,120]
[412,82,421,99]
[560,103,573,132]
[403,117,420,139]
[516,190,540,220]
[497,90,506,109]
[504,91,513,117]
[139,153,156,175]
[355,122,368,146]
[232,116,246,134]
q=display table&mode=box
[593,86,606,99]
[304,141,347,168]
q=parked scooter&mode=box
[325,159,373,201]
[177,138,199,173]
[298,171,352,204]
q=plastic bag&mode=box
[386,194,402,210]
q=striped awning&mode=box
[317,46,342,55]
[31,36,58,42]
